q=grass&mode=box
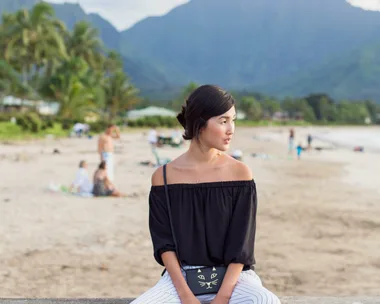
[0,122,69,141]
[1,119,374,141]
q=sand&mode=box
[0,126,379,298]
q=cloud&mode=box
[346,0,380,11]
[48,0,190,31]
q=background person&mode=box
[98,124,120,182]
[92,161,122,197]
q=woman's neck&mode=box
[186,140,221,164]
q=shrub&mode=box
[88,120,109,133]
[126,116,179,128]
[16,112,43,133]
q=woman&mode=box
[132,85,280,304]
[92,161,122,197]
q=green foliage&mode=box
[127,116,179,128]
[282,98,316,122]
[104,70,140,121]
[336,102,370,124]
[0,121,68,140]
[0,2,139,123]
[88,120,109,133]
[16,112,43,132]
[239,96,263,121]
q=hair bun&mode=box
[176,105,187,128]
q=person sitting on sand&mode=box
[92,161,122,197]
[69,160,93,196]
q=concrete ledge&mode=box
[1,298,379,304]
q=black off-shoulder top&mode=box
[149,180,257,271]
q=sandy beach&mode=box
[0,126,379,298]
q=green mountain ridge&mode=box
[120,0,380,101]
[2,0,380,102]
[263,41,380,101]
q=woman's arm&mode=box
[161,251,195,301]
[213,263,244,302]
[213,162,255,303]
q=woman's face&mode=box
[199,106,236,152]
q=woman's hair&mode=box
[98,160,106,170]
[177,84,236,140]
[79,160,86,168]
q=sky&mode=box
[48,0,190,31]
[48,0,380,31]
[347,0,380,11]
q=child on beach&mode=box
[69,160,93,196]
[296,143,303,160]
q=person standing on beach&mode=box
[97,124,120,182]
[288,128,295,154]
[307,134,313,152]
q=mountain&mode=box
[120,0,380,100]
[0,0,169,91]
[3,0,380,101]
[263,40,380,101]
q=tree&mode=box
[3,3,67,87]
[42,58,95,119]
[304,94,335,121]
[364,100,378,124]
[260,98,281,118]
[104,71,139,121]
[282,98,316,122]
[336,101,370,124]
[239,96,263,121]
[0,60,35,99]
[66,21,104,70]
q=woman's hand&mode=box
[180,294,201,304]
[211,294,230,304]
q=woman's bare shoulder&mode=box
[224,154,253,180]
[151,166,164,186]
[151,154,186,186]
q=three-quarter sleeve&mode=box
[149,189,175,266]
[223,182,257,266]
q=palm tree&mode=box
[66,21,104,70]
[51,75,95,119]
[0,60,36,105]
[104,70,139,121]
[4,3,67,87]
[42,57,98,119]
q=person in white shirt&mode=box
[70,160,93,196]
[148,127,158,146]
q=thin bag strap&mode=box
[163,164,184,270]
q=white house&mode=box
[1,96,59,115]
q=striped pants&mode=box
[131,266,281,304]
